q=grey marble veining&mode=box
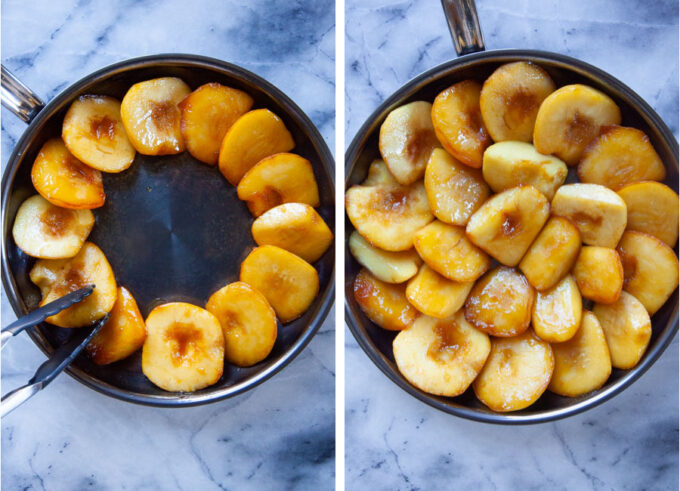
[346,0,678,489]
[1,0,334,489]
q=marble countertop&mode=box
[346,0,678,489]
[1,0,334,489]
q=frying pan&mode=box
[1,54,335,407]
[345,0,679,424]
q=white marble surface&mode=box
[346,0,678,489]
[1,1,334,489]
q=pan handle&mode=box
[440,0,485,55]
[1,65,44,124]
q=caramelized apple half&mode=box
[180,83,253,165]
[618,181,679,247]
[482,141,567,200]
[12,195,94,259]
[121,77,191,155]
[346,160,433,251]
[480,61,556,142]
[431,80,491,168]
[572,246,623,304]
[86,286,147,365]
[219,109,295,185]
[617,231,679,315]
[406,264,474,319]
[29,242,117,327]
[394,312,490,397]
[142,302,225,392]
[551,183,627,248]
[379,101,440,184]
[348,231,421,284]
[532,275,582,343]
[473,330,554,412]
[62,95,136,173]
[206,282,277,367]
[424,148,490,226]
[251,203,332,263]
[548,311,612,397]
[31,138,105,209]
[533,84,621,165]
[237,153,320,217]
[353,268,419,331]
[464,266,535,337]
[577,126,665,190]
[240,245,318,323]
[519,217,581,291]
[465,185,549,267]
[413,220,491,282]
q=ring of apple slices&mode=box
[348,60,677,414]
[14,75,331,396]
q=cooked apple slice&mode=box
[120,77,191,155]
[237,153,320,217]
[572,246,623,304]
[179,83,253,165]
[86,286,146,365]
[577,126,666,190]
[251,203,332,263]
[142,302,224,392]
[617,231,679,315]
[353,268,418,331]
[532,275,582,343]
[406,264,474,319]
[62,96,130,171]
[480,61,556,142]
[465,186,549,267]
[378,101,440,184]
[31,138,105,209]
[533,84,621,165]
[431,80,492,168]
[551,183,627,248]
[12,195,94,259]
[393,312,490,397]
[482,141,567,200]
[348,231,420,283]
[464,266,535,337]
[519,217,581,291]
[593,291,651,369]
[473,330,554,412]
[29,242,117,327]
[413,220,491,282]
[218,109,295,185]
[206,282,277,367]
[548,311,611,397]
[240,245,318,323]
[346,161,433,251]
[62,95,135,173]
[618,181,679,247]
[424,148,490,225]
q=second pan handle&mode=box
[441,0,485,55]
[1,65,44,124]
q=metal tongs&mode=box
[1,286,109,416]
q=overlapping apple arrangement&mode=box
[346,61,679,412]
[12,77,332,392]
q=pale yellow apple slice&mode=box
[406,264,474,319]
[348,231,420,284]
[532,275,582,343]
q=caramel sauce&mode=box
[499,210,522,237]
[165,322,203,366]
[465,109,487,140]
[255,186,283,211]
[353,275,374,305]
[618,250,637,286]
[564,111,594,145]
[90,115,116,140]
[41,206,73,237]
[375,188,407,213]
[568,211,602,228]
[64,156,96,184]
[54,267,86,296]
[427,320,467,362]
[150,101,176,130]
[503,88,536,128]
[406,130,437,163]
